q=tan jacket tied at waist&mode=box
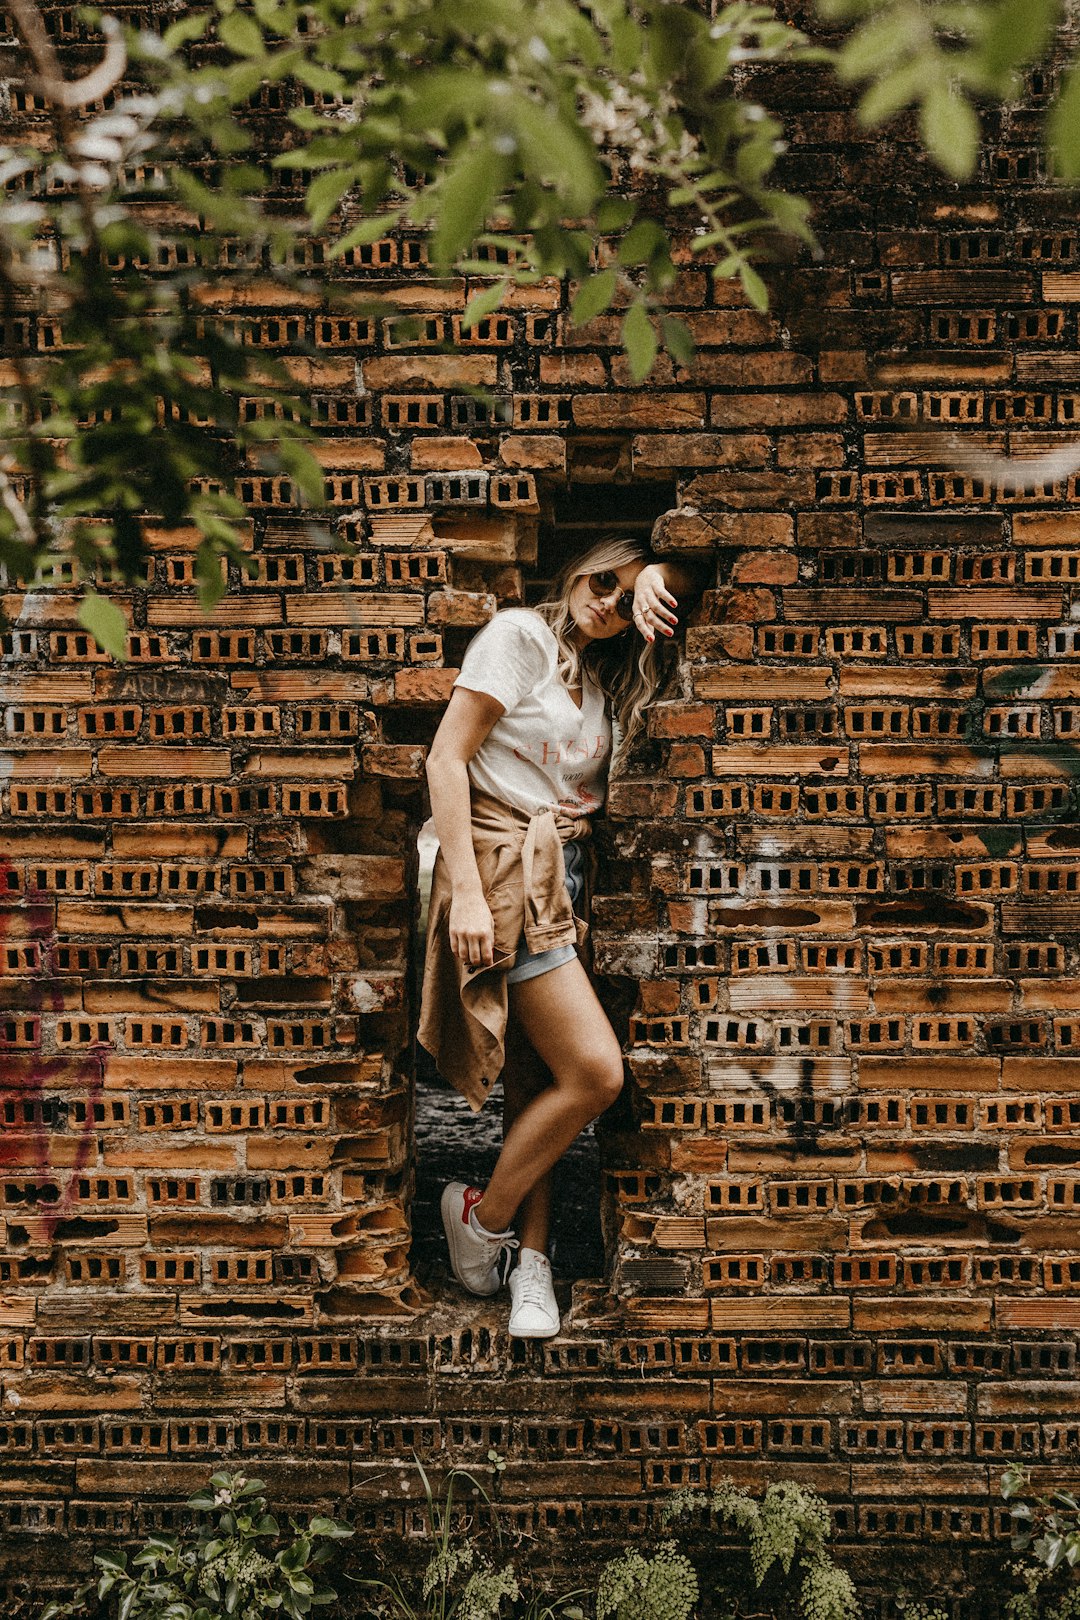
[417,791,591,1112]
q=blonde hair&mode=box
[533,535,670,771]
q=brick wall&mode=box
[5,1,1080,1604]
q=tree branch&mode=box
[6,0,126,110]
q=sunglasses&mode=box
[587,571,635,621]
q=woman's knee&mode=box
[560,1046,624,1119]
[593,1054,625,1115]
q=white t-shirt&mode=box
[454,609,612,817]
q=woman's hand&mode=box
[632,563,679,643]
[449,888,496,970]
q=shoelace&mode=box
[476,1226,518,1284]
[514,1260,554,1310]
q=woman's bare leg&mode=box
[501,1023,552,1253]
[474,957,623,1234]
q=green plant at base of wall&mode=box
[354,1463,528,1620]
[893,1598,950,1620]
[661,1480,859,1620]
[1003,1466,1080,1620]
[1006,1571,1080,1620]
[38,1471,353,1620]
[596,1541,699,1620]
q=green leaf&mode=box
[95,1552,129,1574]
[919,82,980,179]
[162,11,211,51]
[195,545,227,612]
[331,210,405,256]
[606,11,645,76]
[431,143,508,269]
[309,1518,354,1539]
[661,315,695,368]
[1048,59,1080,178]
[761,188,816,244]
[276,440,326,508]
[305,168,359,232]
[814,0,860,18]
[597,197,635,232]
[290,57,346,95]
[461,280,508,330]
[76,592,128,660]
[738,262,769,312]
[859,58,930,126]
[979,0,1059,81]
[507,101,600,214]
[621,299,658,383]
[278,1539,310,1573]
[570,267,618,325]
[218,9,265,56]
[839,10,928,82]
[615,219,667,266]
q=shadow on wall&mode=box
[409,819,605,1284]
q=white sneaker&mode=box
[508,1248,560,1339]
[441,1183,517,1296]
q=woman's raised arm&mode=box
[426,686,506,969]
[630,559,700,643]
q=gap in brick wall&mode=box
[409,845,605,1287]
[409,482,673,1287]
[529,480,677,599]
[410,1055,605,1284]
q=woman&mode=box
[417,536,693,1338]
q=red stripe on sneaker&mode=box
[461,1186,484,1225]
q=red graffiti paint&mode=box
[0,861,104,1241]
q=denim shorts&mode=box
[504,841,584,986]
